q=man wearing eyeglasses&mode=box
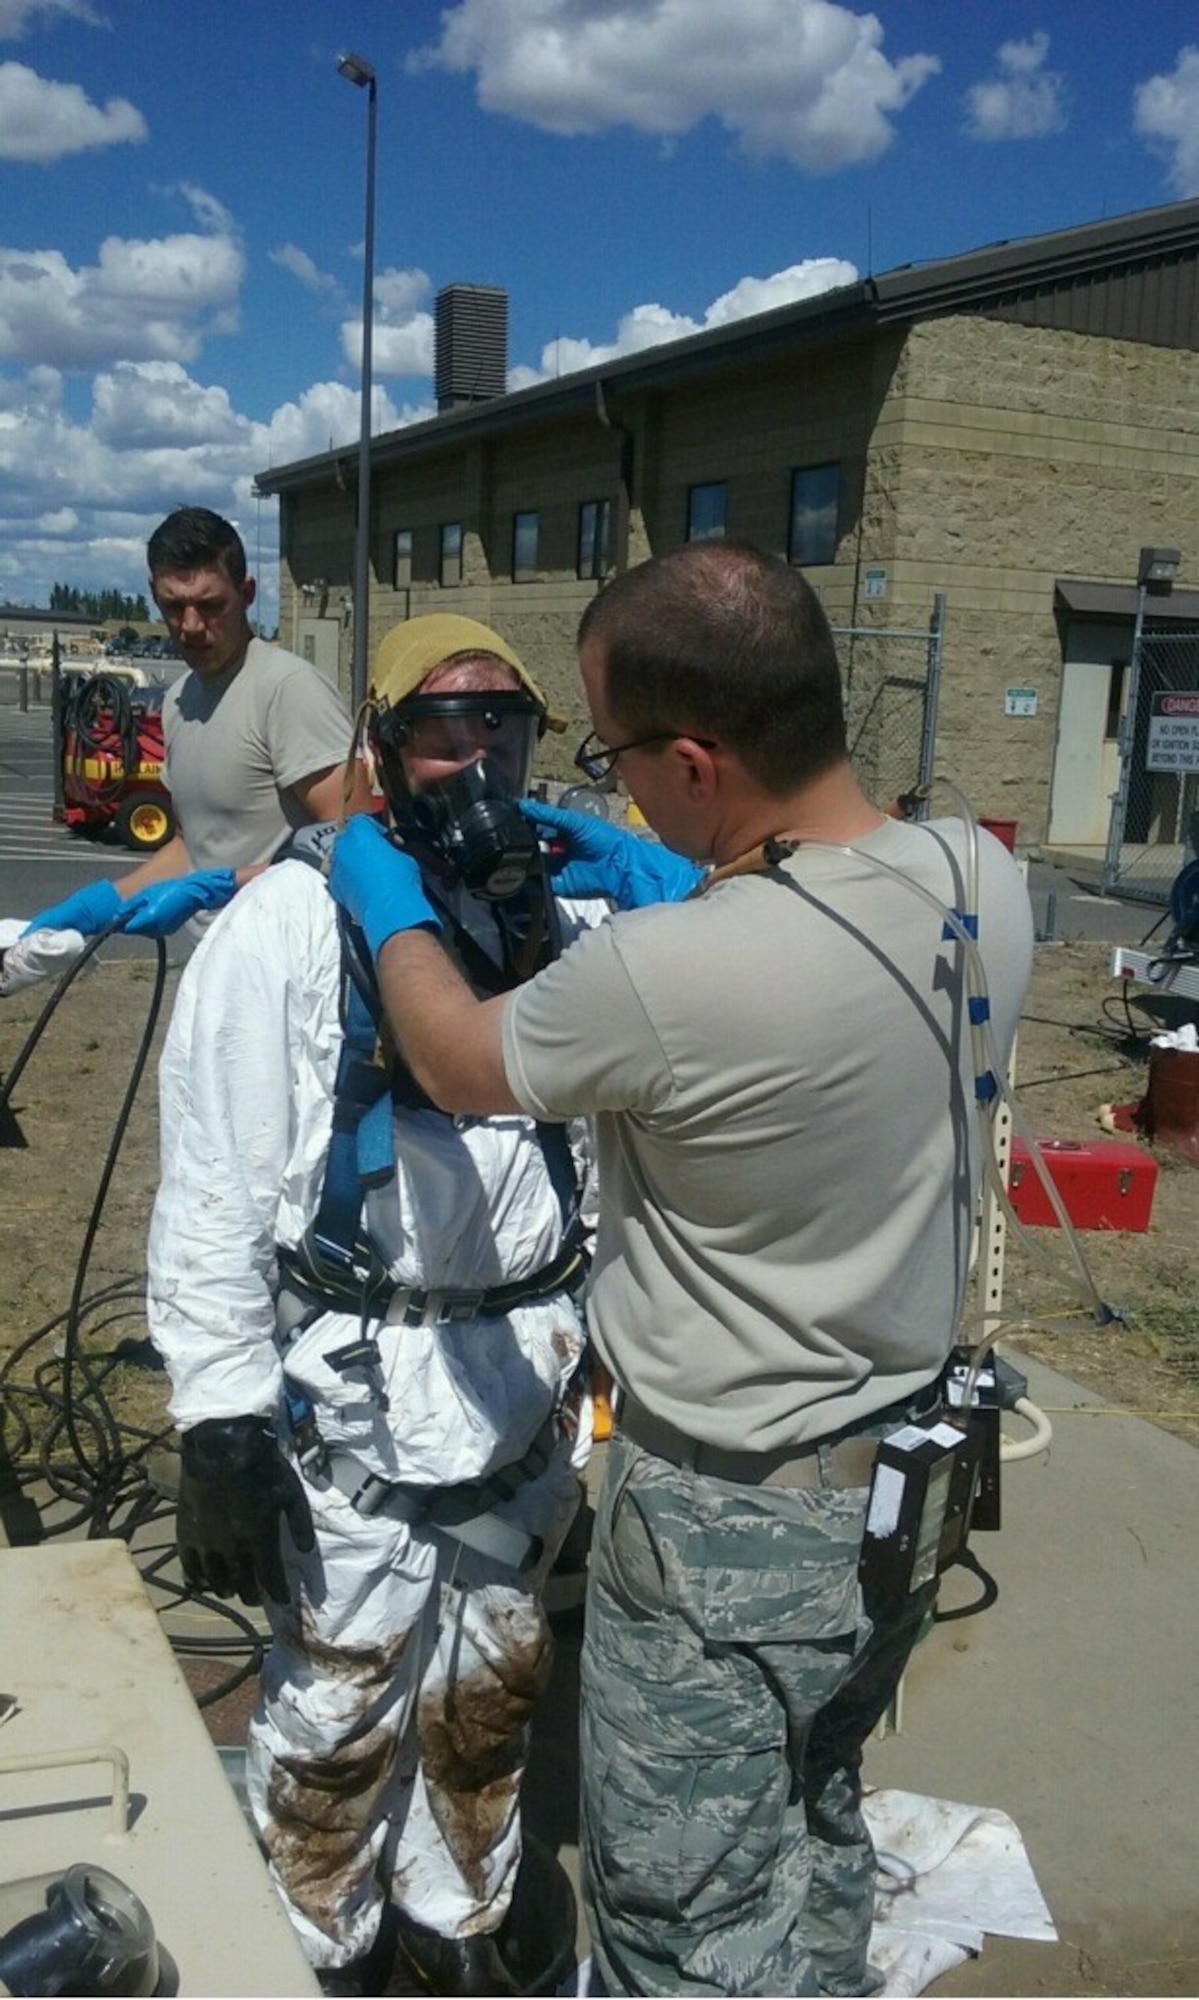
[328,540,1034,1998]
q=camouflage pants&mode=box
[580,1429,936,1997]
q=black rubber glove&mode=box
[176,1415,316,1606]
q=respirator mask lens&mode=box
[372,692,544,900]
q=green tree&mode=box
[47,584,151,622]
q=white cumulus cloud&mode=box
[508,256,857,387]
[341,266,435,378]
[262,380,417,469]
[962,32,1067,143]
[92,360,249,450]
[0,358,280,611]
[0,60,145,162]
[410,0,939,172]
[1134,45,1199,197]
[0,209,244,370]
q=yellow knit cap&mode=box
[370,614,566,731]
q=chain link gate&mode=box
[833,594,945,811]
[1102,627,1199,904]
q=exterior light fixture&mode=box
[1137,546,1180,589]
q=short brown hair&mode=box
[147,508,247,585]
[578,539,846,794]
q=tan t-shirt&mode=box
[503,817,1034,1452]
[162,638,354,871]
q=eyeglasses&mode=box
[573,728,688,783]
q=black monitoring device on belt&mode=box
[857,1345,1029,1597]
[858,1410,984,1599]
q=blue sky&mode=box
[3,0,1199,626]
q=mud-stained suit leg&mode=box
[396,1421,583,1932]
[245,1431,581,1972]
[403,1575,555,1933]
[245,1487,437,1971]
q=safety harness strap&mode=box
[308,910,393,1273]
[306,888,582,1278]
[317,1429,557,1573]
[277,1236,587,1332]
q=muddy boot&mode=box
[392,1911,521,1997]
[315,1907,398,1996]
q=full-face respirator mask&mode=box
[370,689,547,901]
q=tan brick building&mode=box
[257,198,1199,849]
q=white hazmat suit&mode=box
[147,855,591,1973]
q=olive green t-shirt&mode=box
[162,639,353,871]
[503,818,1033,1452]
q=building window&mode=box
[393,528,413,589]
[439,522,462,588]
[1106,659,1128,740]
[578,499,612,580]
[513,510,540,582]
[789,464,840,566]
[687,482,726,542]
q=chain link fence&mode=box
[834,594,945,811]
[1103,627,1199,905]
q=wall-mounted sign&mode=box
[1004,687,1038,717]
[1147,690,1199,772]
[863,567,888,600]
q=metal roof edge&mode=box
[255,196,1199,496]
[1055,577,1199,623]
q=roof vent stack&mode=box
[434,284,509,413]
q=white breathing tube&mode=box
[782,782,1119,1418]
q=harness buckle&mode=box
[353,1472,396,1518]
[284,1381,329,1480]
[324,1335,391,1413]
[436,1289,485,1325]
[393,1286,487,1327]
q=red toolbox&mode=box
[1007,1136,1157,1232]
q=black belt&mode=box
[617,1382,943,1492]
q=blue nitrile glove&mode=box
[22,877,123,937]
[521,798,704,909]
[117,869,238,938]
[330,812,443,956]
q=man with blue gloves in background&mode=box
[0,507,370,992]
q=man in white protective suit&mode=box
[146,614,595,1997]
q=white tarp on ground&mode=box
[864,1786,1057,1995]
[567,1787,1055,1997]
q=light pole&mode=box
[1101,545,1180,892]
[337,49,377,712]
[252,483,264,636]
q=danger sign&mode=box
[1147,690,1199,772]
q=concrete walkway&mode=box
[866,1350,1198,1996]
[529,1350,1199,1996]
